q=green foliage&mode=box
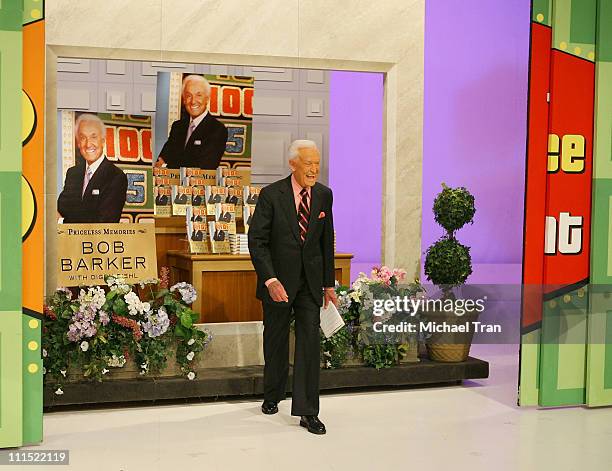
[43,280,211,393]
[320,278,424,370]
[425,184,475,291]
[433,184,475,234]
[424,237,472,288]
[362,344,398,369]
[321,326,351,369]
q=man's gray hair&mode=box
[75,113,105,136]
[288,140,318,160]
[182,74,211,96]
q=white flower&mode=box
[326,361,332,368]
[78,286,106,311]
[139,370,146,375]
[107,354,127,368]
[42,348,48,358]
[125,291,151,316]
[140,363,148,371]
[55,388,64,395]
[187,338,195,346]
[102,368,109,375]
[60,369,67,377]
[43,367,47,374]
[80,341,89,352]
[323,351,331,358]
[186,351,195,361]
[187,372,196,380]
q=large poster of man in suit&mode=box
[154,73,254,171]
[57,111,154,224]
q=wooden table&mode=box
[167,251,353,323]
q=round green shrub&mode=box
[433,185,476,234]
[424,237,472,287]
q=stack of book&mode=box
[229,234,249,255]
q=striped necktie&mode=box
[82,167,93,197]
[185,121,196,147]
[297,187,310,243]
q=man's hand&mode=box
[155,157,166,167]
[268,280,289,303]
[324,287,337,308]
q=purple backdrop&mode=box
[329,71,384,281]
[422,0,531,270]
[329,0,530,284]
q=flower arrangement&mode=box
[42,274,212,394]
[321,266,424,370]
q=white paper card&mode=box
[320,301,345,339]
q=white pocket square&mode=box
[194,140,202,145]
[92,189,100,195]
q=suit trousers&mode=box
[262,274,320,416]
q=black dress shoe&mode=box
[300,415,326,435]
[261,400,278,415]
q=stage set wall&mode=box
[44,0,424,294]
[422,0,531,283]
[520,0,612,408]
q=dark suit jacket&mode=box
[213,230,226,241]
[192,194,203,206]
[248,175,335,306]
[159,113,228,169]
[208,193,222,204]
[219,211,232,222]
[155,194,169,206]
[174,193,188,204]
[191,230,204,241]
[57,157,128,223]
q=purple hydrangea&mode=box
[141,307,170,338]
[170,282,197,304]
[99,310,110,326]
[67,306,97,342]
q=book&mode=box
[223,176,242,187]
[208,221,230,253]
[205,186,227,214]
[243,204,255,233]
[320,301,345,339]
[186,205,207,222]
[171,185,192,216]
[190,183,207,208]
[153,184,172,217]
[214,203,236,234]
[153,167,180,185]
[180,168,216,186]
[229,233,249,255]
[225,185,243,217]
[243,185,261,206]
[186,216,209,254]
[216,167,240,186]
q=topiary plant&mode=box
[424,183,475,296]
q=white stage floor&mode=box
[21,344,612,471]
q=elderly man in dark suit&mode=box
[156,75,228,169]
[248,140,337,435]
[58,114,127,223]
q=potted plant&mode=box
[423,183,476,362]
